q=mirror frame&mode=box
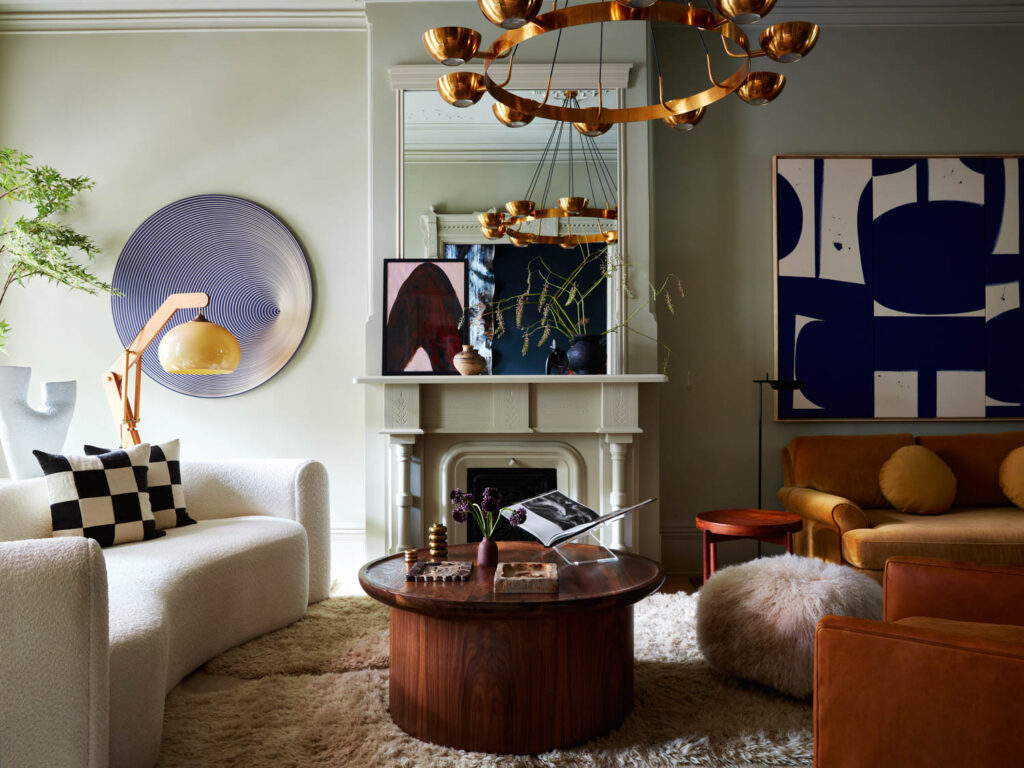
[389,62,632,374]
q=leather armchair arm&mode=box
[884,557,1024,626]
[778,486,868,534]
[815,614,1024,768]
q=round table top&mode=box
[359,542,664,618]
[695,508,803,537]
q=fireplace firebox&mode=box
[464,467,558,543]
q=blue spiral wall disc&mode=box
[112,194,312,398]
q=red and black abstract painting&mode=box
[383,259,467,375]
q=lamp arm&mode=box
[102,292,209,448]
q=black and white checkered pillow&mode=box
[33,443,164,547]
[85,439,194,530]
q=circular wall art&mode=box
[112,194,312,398]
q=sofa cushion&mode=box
[842,507,1024,571]
[102,516,308,768]
[86,440,195,530]
[999,446,1024,509]
[916,431,1024,507]
[33,444,163,547]
[879,446,956,515]
[782,434,914,508]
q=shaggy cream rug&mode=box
[158,592,811,768]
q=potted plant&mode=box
[0,147,111,352]
[449,487,527,567]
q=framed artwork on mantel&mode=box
[383,258,468,375]
[775,155,1024,421]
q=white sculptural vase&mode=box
[0,366,76,480]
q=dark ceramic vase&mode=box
[567,334,606,374]
[477,537,498,567]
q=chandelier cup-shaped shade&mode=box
[482,226,507,239]
[737,71,786,105]
[615,0,659,8]
[478,0,542,30]
[437,71,485,108]
[760,22,820,63]
[603,230,619,244]
[572,121,612,137]
[493,102,535,127]
[506,199,536,217]
[478,212,507,228]
[663,107,706,131]
[158,313,241,375]
[508,232,530,247]
[559,240,579,250]
[559,196,589,215]
[715,0,776,24]
[423,27,482,66]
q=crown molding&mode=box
[0,1,367,32]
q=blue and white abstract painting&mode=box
[775,156,1024,420]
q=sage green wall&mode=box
[0,30,369,535]
[653,25,1024,572]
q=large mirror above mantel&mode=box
[392,62,631,375]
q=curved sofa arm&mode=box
[778,486,868,534]
[0,538,109,768]
[183,459,331,603]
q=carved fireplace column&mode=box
[383,384,423,553]
[601,383,641,550]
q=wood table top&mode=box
[359,542,664,618]
[695,508,803,537]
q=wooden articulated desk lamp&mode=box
[103,292,241,448]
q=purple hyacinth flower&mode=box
[450,488,465,507]
[508,507,527,527]
[452,507,467,524]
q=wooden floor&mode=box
[661,574,698,595]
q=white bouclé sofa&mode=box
[0,459,330,768]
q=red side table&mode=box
[695,509,803,584]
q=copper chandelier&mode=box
[424,0,820,130]
[477,90,619,247]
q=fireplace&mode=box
[464,466,557,542]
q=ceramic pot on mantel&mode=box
[477,537,498,567]
[453,345,486,376]
[567,334,606,375]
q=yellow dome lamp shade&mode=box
[102,292,241,449]
[158,313,241,375]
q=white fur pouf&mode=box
[696,554,883,699]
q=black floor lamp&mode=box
[753,374,805,554]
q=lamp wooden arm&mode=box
[102,292,209,448]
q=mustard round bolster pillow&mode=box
[999,446,1024,509]
[878,445,957,515]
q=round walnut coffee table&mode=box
[695,508,803,584]
[359,541,663,755]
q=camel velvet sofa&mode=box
[0,459,330,768]
[778,431,1024,581]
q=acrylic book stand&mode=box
[551,518,627,565]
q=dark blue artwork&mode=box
[775,156,1024,419]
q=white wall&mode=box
[0,29,369,536]
[653,24,1024,573]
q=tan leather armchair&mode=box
[814,557,1024,768]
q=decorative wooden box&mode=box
[493,562,559,593]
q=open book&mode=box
[500,490,655,548]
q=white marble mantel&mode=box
[356,374,666,556]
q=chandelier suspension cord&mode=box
[524,105,562,203]
[540,120,566,209]
[597,21,604,118]
[539,0,567,109]
[647,21,669,111]
[587,132,616,207]
[568,97,575,198]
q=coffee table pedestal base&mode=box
[389,605,634,755]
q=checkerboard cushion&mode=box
[85,439,194,530]
[33,442,164,547]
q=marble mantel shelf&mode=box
[355,374,667,385]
